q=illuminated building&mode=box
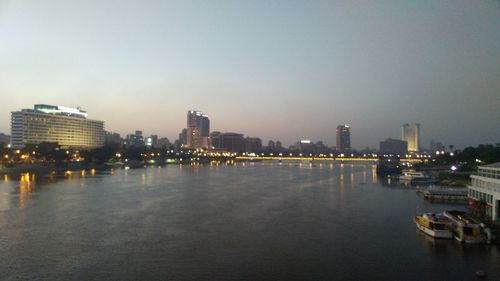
[468,163,500,221]
[11,104,104,149]
[336,125,351,152]
[145,135,158,147]
[402,123,420,152]
[186,110,210,149]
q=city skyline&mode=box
[1,1,499,148]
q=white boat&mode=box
[443,210,486,243]
[414,213,453,239]
[400,171,427,181]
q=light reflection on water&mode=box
[0,163,498,281]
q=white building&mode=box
[468,163,500,221]
[11,104,105,149]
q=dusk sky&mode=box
[1,0,499,149]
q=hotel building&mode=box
[402,123,420,152]
[11,104,105,149]
[468,163,500,221]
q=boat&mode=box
[400,171,427,181]
[414,213,453,239]
[399,171,438,185]
[443,210,486,243]
[422,188,467,204]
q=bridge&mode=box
[234,156,424,163]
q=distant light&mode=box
[450,152,454,156]
[451,165,457,171]
[300,140,311,144]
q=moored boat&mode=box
[443,210,487,243]
[414,213,453,239]
[401,171,427,181]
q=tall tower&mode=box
[186,110,210,149]
[402,123,420,153]
[336,125,351,152]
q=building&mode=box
[402,123,420,152]
[105,132,123,145]
[186,110,210,149]
[245,137,262,153]
[336,125,351,152]
[126,130,144,147]
[221,133,245,153]
[145,135,158,147]
[209,131,222,149]
[177,128,187,149]
[468,163,500,221]
[11,104,104,149]
[380,138,408,156]
[291,140,314,154]
[0,133,10,147]
[211,132,246,153]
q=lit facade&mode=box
[402,123,420,152]
[186,110,210,149]
[468,163,500,221]
[11,104,105,149]
[336,125,351,152]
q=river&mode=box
[0,162,498,280]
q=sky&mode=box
[0,0,499,149]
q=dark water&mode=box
[0,163,499,281]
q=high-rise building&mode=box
[186,110,210,149]
[336,125,351,152]
[10,104,104,149]
[402,123,420,152]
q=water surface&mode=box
[0,163,498,280]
